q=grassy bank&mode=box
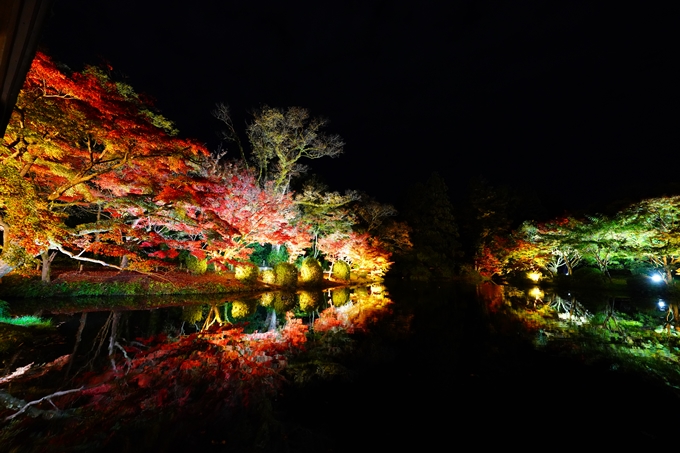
[0,272,250,299]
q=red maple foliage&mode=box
[1,52,208,275]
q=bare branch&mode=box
[0,363,34,385]
[4,387,83,421]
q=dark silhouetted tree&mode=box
[400,173,460,280]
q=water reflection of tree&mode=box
[64,312,87,380]
[547,294,591,324]
[0,287,397,450]
[75,311,129,374]
[664,302,679,334]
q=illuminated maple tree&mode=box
[318,231,391,279]
[1,52,207,279]
[132,157,311,269]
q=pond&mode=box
[1,282,679,451]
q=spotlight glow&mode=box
[527,272,541,282]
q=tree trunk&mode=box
[0,259,14,279]
[0,218,16,279]
[327,259,336,280]
[40,250,56,283]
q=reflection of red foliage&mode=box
[476,281,505,313]
[314,293,393,334]
[313,307,349,332]
[73,314,308,419]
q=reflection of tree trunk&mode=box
[264,309,277,332]
[202,304,224,330]
[666,303,679,334]
[108,311,121,371]
[147,309,159,337]
[603,299,619,331]
[81,311,115,373]
[664,256,675,286]
[65,313,87,379]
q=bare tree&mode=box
[212,103,248,167]
[247,106,344,193]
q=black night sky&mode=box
[38,1,677,216]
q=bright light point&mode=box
[529,287,544,300]
[527,272,541,282]
[651,274,663,283]
[658,299,666,309]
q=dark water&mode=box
[1,283,679,451]
[280,282,679,450]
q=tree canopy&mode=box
[0,52,399,282]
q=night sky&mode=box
[37,1,677,216]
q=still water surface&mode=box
[1,282,679,451]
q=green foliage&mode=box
[247,243,269,266]
[331,260,350,281]
[0,300,9,317]
[139,108,179,136]
[299,257,323,285]
[0,301,51,327]
[0,315,51,328]
[571,267,606,289]
[273,262,298,287]
[267,245,289,266]
[0,274,239,298]
[235,264,259,284]
[185,254,208,275]
[250,243,290,267]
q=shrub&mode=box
[273,262,298,287]
[272,291,296,313]
[331,260,350,281]
[298,290,322,312]
[299,257,323,286]
[235,264,259,284]
[331,287,350,306]
[181,305,205,324]
[230,300,257,319]
[260,292,275,306]
[186,254,208,275]
[261,269,276,285]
